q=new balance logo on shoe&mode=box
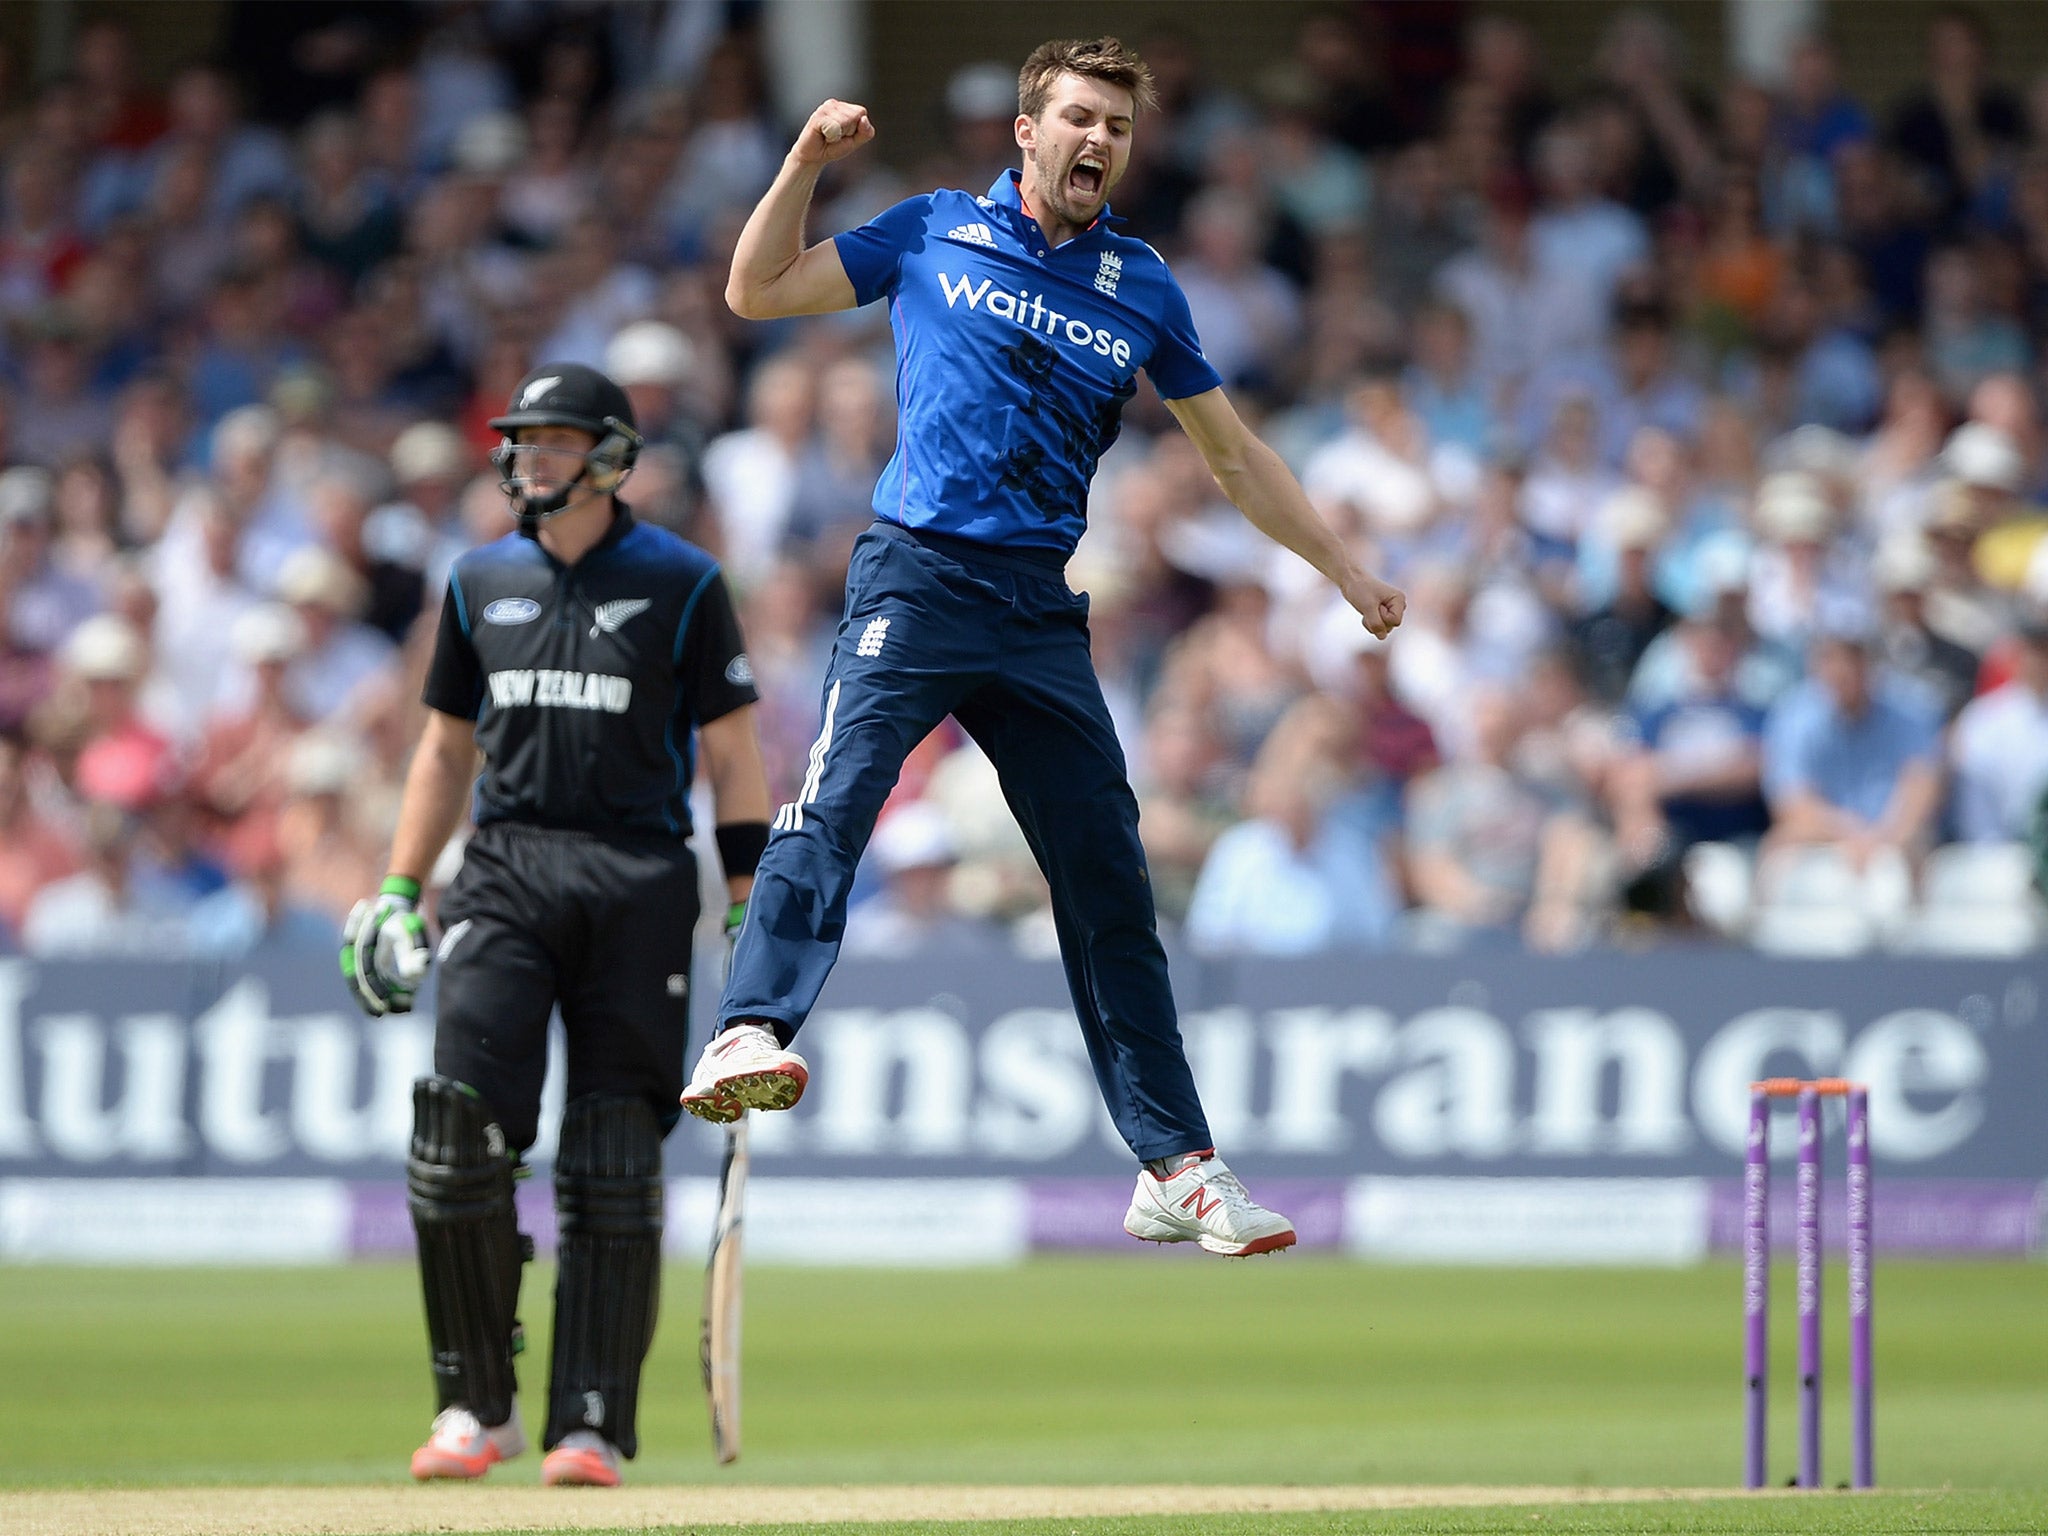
[947,222,997,248]
[590,598,652,638]
[856,616,890,657]
[1123,1154,1297,1257]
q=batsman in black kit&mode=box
[340,364,772,1487]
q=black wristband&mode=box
[715,821,770,877]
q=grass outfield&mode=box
[0,1257,2042,1533]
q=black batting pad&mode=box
[545,1093,665,1457]
[406,1075,528,1427]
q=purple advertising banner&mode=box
[1,949,2044,1188]
[329,1177,2042,1258]
[1704,1177,2041,1255]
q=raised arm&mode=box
[1166,387,1406,638]
[725,101,876,320]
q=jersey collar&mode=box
[988,169,1125,237]
[534,501,637,569]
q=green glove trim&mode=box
[724,900,748,933]
[380,875,422,901]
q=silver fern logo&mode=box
[590,598,652,638]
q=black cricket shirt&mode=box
[422,505,757,837]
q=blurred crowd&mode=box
[3,2,2048,962]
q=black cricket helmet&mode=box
[489,362,644,522]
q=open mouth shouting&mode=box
[1067,153,1106,203]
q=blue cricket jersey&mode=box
[833,171,1222,559]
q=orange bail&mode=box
[1750,1077,1858,1097]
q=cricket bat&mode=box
[700,1114,747,1464]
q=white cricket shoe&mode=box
[680,1022,810,1123]
[541,1429,622,1487]
[409,1403,526,1480]
[1124,1155,1297,1257]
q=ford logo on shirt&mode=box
[483,597,542,625]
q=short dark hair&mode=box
[1018,37,1157,120]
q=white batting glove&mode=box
[341,876,432,1016]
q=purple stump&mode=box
[1743,1086,1771,1489]
[1796,1086,1823,1488]
[1848,1086,1874,1489]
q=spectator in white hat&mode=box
[1629,538,1795,714]
[1747,471,1871,648]
[189,603,312,828]
[1921,479,2011,653]
[197,403,318,597]
[840,799,1003,960]
[1572,488,1676,703]
[1947,419,2048,591]
[1872,534,1980,721]
[275,729,383,921]
[605,320,697,439]
[59,613,172,778]
[0,467,102,656]
[363,421,473,599]
[273,544,397,724]
[605,320,711,526]
[942,59,1023,192]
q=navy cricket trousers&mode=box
[719,521,1212,1160]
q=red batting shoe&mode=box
[1124,1154,1297,1256]
[409,1405,526,1480]
[541,1430,623,1487]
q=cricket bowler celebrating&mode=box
[681,37,1405,1256]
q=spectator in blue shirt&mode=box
[1762,629,1943,861]
[1185,695,1398,955]
[1768,36,1874,235]
[1612,616,1770,862]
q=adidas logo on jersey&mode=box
[946,222,997,248]
[590,598,652,638]
[855,616,890,657]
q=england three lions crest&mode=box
[1094,251,1123,298]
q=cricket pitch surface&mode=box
[7,1483,1754,1535]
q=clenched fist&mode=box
[794,100,875,165]
[1342,571,1407,640]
